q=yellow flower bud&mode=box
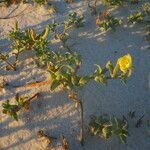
[117,54,132,73]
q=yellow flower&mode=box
[117,54,132,73]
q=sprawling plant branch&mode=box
[1,17,133,146]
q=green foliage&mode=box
[102,0,124,6]
[9,22,50,52]
[49,54,132,91]
[89,115,128,143]
[1,22,50,70]
[141,2,150,16]
[64,12,84,29]
[2,95,26,121]
[97,14,122,31]
[128,12,144,23]
[7,22,50,69]
[32,0,47,5]
[128,2,150,24]
[1,15,133,144]
[2,93,38,121]
[47,12,84,43]
[49,63,81,91]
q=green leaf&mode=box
[12,113,19,121]
[71,76,79,86]
[119,134,127,143]
[102,126,112,139]
[94,64,102,74]
[50,80,61,91]
[94,75,107,85]
[79,76,89,86]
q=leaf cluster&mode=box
[2,95,26,121]
[97,14,122,31]
[2,93,39,120]
[64,12,84,29]
[128,2,150,24]
[89,115,128,143]
[102,0,124,6]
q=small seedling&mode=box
[89,115,128,143]
[2,93,39,121]
[8,21,50,69]
[96,11,122,31]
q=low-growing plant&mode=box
[141,2,150,15]
[9,22,50,51]
[48,53,133,144]
[128,2,150,24]
[1,12,83,70]
[3,22,50,69]
[102,0,124,6]
[32,0,47,5]
[2,93,39,120]
[89,115,128,143]
[64,12,84,29]
[1,20,133,146]
[128,12,145,24]
[96,11,122,31]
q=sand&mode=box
[0,0,150,150]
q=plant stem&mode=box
[26,93,39,103]
[23,93,40,110]
[78,100,84,145]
